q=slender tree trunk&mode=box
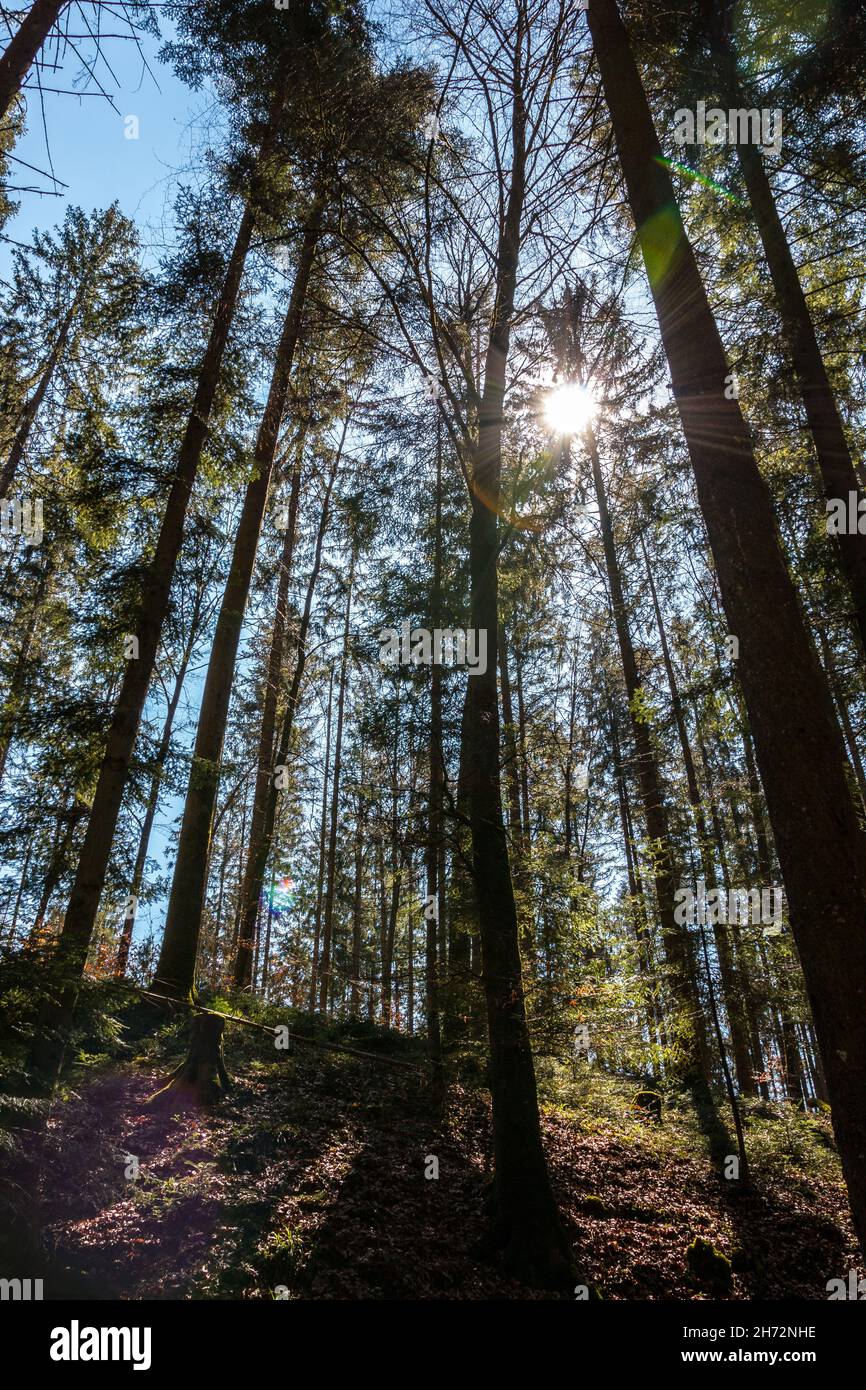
[233,426,343,988]
[695,717,768,1096]
[608,693,659,1050]
[377,834,388,1025]
[640,531,754,1096]
[443,679,473,1043]
[350,771,365,1017]
[463,12,572,1286]
[114,620,198,976]
[382,697,402,1029]
[317,555,353,1014]
[223,445,301,980]
[154,202,321,999]
[590,0,866,1255]
[721,71,866,655]
[309,666,334,1011]
[498,628,524,845]
[514,643,531,836]
[498,626,533,966]
[780,515,866,807]
[407,874,414,1035]
[40,90,291,1068]
[1,301,75,496]
[0,0,69,122]
[3,816,37,943]
[587,425,710,1084]
[426,435,444,1075]
[0,561,50,790]
[780,1010,805,1105]
[229,775,252,960]
[30,812,66,934]
[259,880,276,1000]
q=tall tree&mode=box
[153,199,322,999]
[587,0,866,1255]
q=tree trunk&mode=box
[587,425,710,1085]
[223,444,301,982]
[723,68,866,656]
[426,435,444,1075]
[40,88,291,1072]
[317,554,353,1014]
[0,0,69,122]
[152,1012,231,1107]
[443,678,474,1043]
[695,717,768,1097]
[589,0,866,1256]
[1,300,76,496]
[350,757,366,1018]
[463,11,572,1286]
[309,666,334,1011]
[0,561,51,791]
[608,692,660,1052]
[154,202,321,1000]
[640,530,754,1097]
[233,424,343,989]
[381,696,402,1029]
[115,615,199,976]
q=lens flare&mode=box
[267,874,296,914]
[544,382,597,436]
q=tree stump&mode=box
[154,1012,232,1105]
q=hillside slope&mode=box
[3,1019,857,1301]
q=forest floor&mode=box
[1,1012,858,1301]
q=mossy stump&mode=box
[153,1012,232,1106]
[686,1236,733,1295]
[631,1089,662,1123]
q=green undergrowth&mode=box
[533,1056,843,1189]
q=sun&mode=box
[544,382,597,436]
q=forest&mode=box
[0,0,865,1327]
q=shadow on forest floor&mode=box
[0,1039,857,1300]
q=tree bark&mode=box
[1,302,74,496]
[317,554,353,1014]
[114,607,201,976]
[587,424,710,1084]
[0,560,51,791]
[232,426,343,989]
[463,7,572,1286]
[221,445,301,981]
[443,679,473,1043]
[381,692,402,1029]
[43,85,291,1059]
[640,530,754,1096]
[309,666,335,1010]
[152,1012,231,1107]
[154,201,321,1000]
[589,0,866,1256]
[426,434,444,1075]
[713,35,866,656]
[350,751,366,1018]
[0,0,69,122]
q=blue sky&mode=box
[3,13,209,270]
